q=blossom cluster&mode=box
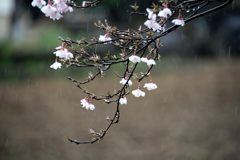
[31,0,73,20]
[144,6,185,32]
[128,55,156,67]
[50,46,74,70]
[98,33,112,42]
[79,78,158,109]
[81,98,95,110]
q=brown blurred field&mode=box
[0,59,240,160]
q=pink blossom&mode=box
[132,89,145,98]
[99,34,112,42]
[50,61,62,70]
[80,98,95,110]
[53,46,73,60]
[119,97,127,105]
[144,82,158,91]
[172,19,185,26]
[129,55,141,63]
[31,0,46,8]
[158,7,172,18]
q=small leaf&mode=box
[130,2,139,11]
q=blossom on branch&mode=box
[129,55,141,63]
[80,98,95,110]
[31,0,73,20]
[50,61,62,70]
[54,0,73,13]
[146,59,156,67]
[144,8,162,32]
[132,89,146,98]
[82,1,87,7]
[31,0,46,8]
[172,18,185,26]
[41,4,63,20]
[141,57,156,67]
[140,57,148,63]
[144,82,158,91]
[120,78,133,86]
[146,8,156,20]
[119,97,127,105]
[99,34,112,42]
[144,20,162,32]
[158,7,172,18]
[53,46,73,60]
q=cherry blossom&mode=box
[41,4,63,20]
[80,98,95,110]
[144,82,158,91]
[82,1,88,7]
[119,97,127,105]
[172,18,185,26]
[146,8,156,20]
[140,57,156,67]
[146,59,156,67]
[129,55,141,63]
[32,0,73,20]
[31,0,46,8]
[99,34,112,42]
[158,7,172,18]
[120,78,133,86]
[50,61,62,70]
[53,46,73,60]
[132,89,146,98]
[54,1,73,13]
[144,20,162,32]
[141,57,149,63]
[144,8,162,32]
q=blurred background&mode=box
[0,0,240,160]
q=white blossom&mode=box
[99,34,112,42]
[50,61,62,70]
[141,57,156,67]
[129,55,141,63]
[158,7,172,18]
[33,0,73,20]
[31,0,46,8]
[53,46,73,60]
[172,19,185,26]
[144,20,162,32]
[144,82,158,91]
[141,57,148,63]
[80,98,95,110]
[53,0,73,13]
[146,8,156,20]
[144,8,162,32]
[41,4,55,16]
[132,89,145,98]
[119,97,127,105]
[82,1,88,7]
[120,78,133,86]
[146,59,156,67]
[41,4,63,20]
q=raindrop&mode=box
[116,1,119,8]
[5,138,9,147]
[228,46,231,57]
[86,22,90,33]
[235,106,239,117]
